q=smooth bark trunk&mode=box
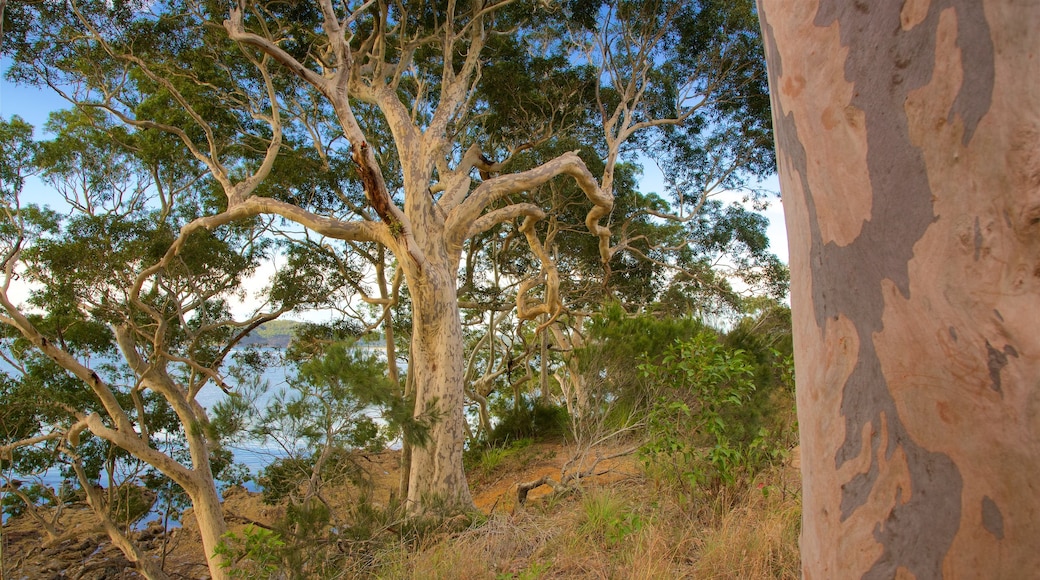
[405,261,473,511]
[758,1,1040,577]
[188,485,228,580]
[399,368,414,502]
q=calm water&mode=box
[3,347,395,524]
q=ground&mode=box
[0,441,800,578]
[0,442,635,578]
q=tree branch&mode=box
[447,151,612,267]
[463,203,545,241]
[224,7,329,92]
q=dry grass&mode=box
[689,481,801,578]
[2,441,798,578]
[380,460,801,580]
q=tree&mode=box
[5,0,777,522]
[457,0,782,423]
[758,0,1039,576]
[0,111,286,577]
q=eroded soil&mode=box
[2,441,640,578]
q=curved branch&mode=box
[0,290,134,435]
[69,457,170,580]
[224,7,329,92]
[436,143,483,209]
[0,433,62,461]
[463,203,545,241]
[132,195,390,303]
[230,52,284,205]
[447,151,612,266]
[79,413,198,495]
[515,216,561,329]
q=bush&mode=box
[214,524,285,579]
[639,331,788,498]
[486,400,569,445]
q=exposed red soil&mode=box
[1,441,639,578]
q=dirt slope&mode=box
[2,441,639,578]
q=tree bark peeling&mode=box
[759,0,1040,576]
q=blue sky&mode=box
[0,74,70,133]
[1,72,75,209]
[1,63,790,269]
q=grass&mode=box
[125,439,801,578]
[689,475,801,578]
[374,462,801,579]
[464,437,545,481]
[576,489,644,547]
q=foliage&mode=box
[256,449,362,506]
[213,340,437,578]
[0,482,55,519]
[0,106,284,576]
[578,490,645,548]
[580,302,708,404]
[214,524,286,580]
[723,302,797,448]
[485,401,570,446]
[244,340,431,454]
[639,329,790,497]
[464,437,537,477]
[0,5,789,575]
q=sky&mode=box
[1,73,75,210]
[0,77,791,256]
[1,64,791,315]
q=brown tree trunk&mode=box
[405,260,474,512]
[540,324,550,403]
[398,368,414,503]
[758,1,1040,577]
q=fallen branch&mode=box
[516,475,560,506]
[515,444,641,507]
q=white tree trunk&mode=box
[759,1,1040,576]
[188,484,229,579]
[405,260,474,511]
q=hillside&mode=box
[3,440,801,578]
[237,320,301,348]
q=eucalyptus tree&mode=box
[8,0,615,514]
[0,107,318,577]
[759,0,1039,576]
[4,0,780,522]
[492,0,780,417]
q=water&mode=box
[3,347,394,525]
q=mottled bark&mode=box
[758,1,1040,577]
[185,482,228,580]
[405,259,473,510]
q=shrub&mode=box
[639,331,786,498]
[214,524,285,579]
[486,400,569,445]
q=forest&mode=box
[2,0,1031,576]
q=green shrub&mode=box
[639,331,786,497]
[486,400,569,445]
[578,490,644,547]
[214,524,285,579]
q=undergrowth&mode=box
[369,461,801,579]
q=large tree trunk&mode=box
[758,1,1040,577]
[189,485,229,580]
[405,259,474,512]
